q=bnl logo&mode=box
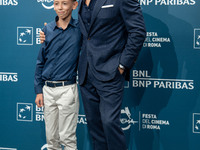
[194,29,200,49]
[120,107,138,131]
[193,113,200,133]
[17,27,33,45]
[17,103,33,122]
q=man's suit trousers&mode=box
[80,66,127,150]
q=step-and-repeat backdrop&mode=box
[0,0,200,150]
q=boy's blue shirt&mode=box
[34,16,81,94]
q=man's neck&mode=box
[57,15,71,30]
[85,0,91,6]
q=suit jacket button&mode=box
[88,38,90,40]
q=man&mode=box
[78,0,146,150]
[41,0,146,149]
[35,0,80,150]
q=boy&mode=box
[34,0,80,150]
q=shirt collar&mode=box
[53,16,76,31]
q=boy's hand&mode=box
[35,94,44,107]
[40,22,47,44]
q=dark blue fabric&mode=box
[80,0,97,32]
[78,0,146,149]
[34,16,81,94]
[80,66,126,150]
[78,0,146,85]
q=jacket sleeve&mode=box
[34,27,47,94]
[119,0,146,69]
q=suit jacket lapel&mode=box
[89,0,107,33]
[78,0,88,36]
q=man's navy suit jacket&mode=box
[78,0,146,85]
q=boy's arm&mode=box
[34,43,46,107]
[34,45,45,94]
[34,25,47,94]
[35,26,47,107]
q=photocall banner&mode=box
[0,0,200,150]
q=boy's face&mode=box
[54,0,77,20]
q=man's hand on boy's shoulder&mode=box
[40,31,45,44]
[40,22,47,44]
